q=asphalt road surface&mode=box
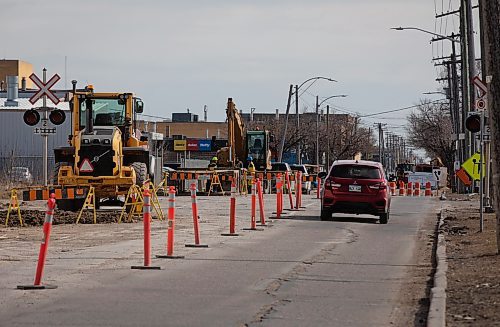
[0,195,438,326]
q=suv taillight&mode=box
[369,182,387,190]
[325,178,341,190]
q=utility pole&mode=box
[480,0,500,252]
[316,96,320,166]
[278,84,293,162]
[295,85,300,164]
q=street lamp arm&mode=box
[318,94,348,108]
[391,26,460,43]
[296,76,337,92]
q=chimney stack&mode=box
[5,76,19,107]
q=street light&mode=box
[392,25,462,191]
[278,76,336,163]
[315,95,348,167]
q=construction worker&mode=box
[206,156,218,192]
[208,156,218,170]
[247,156,256,173]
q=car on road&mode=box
[9,166,33,184]
[320,160,391,224]
[290,164,312,194]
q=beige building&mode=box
[137,121,228,139]
[0,60,34,89]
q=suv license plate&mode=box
[349,185,361,192]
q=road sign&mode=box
[33,127,56,135]
[456,167,472,186]
[461,152,485,180]
[79,158,94,173]
[475,98,487,110]
[29,73,61,105]
[473,76,488,97]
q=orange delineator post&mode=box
[17,194,58,290]
[414,182,421,196]
[34,193,56,286]
[186,183,209,247]
[398,181,405,196]
[222,180,239,236]
[275,173,283,218]
[157,186,184,259]
[286,171,294,209]
[316,176,321,199]
[295,171,303,209]
[425,182,432,196]
[406,182,413,196]
[257,178,267,226]
[131,189,161,269]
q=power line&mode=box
[357,99,446,118]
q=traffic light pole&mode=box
[480,109,484,232]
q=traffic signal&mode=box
[465,113,481,133]
[49,109,66,125]
[23,109,40,126]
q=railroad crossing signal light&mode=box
[49,109,66,125]
[465,113,481,133]
[23,109,40,126]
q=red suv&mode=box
[320,160,391,224]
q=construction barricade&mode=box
[398,181,405,196]
[425,182,433,196]
[389,182,396,196]
[414,182,421,196]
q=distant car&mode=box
[10,166,33,184]
[290,164,312,194]
[320,160,391,224]
[270,162,291,173]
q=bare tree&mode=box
[406,100,454,170]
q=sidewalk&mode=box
[442,194,500,325]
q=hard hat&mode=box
[247,156,253,161]
[211,156,218,161]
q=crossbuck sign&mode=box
[29,73,61,105]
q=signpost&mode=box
[30,69,61,186]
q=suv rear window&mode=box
[331,165,381,179]
[271,163,289,171]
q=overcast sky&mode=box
[2,0,464,131]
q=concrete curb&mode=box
[427,208,447,327]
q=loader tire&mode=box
[131,162,147,187]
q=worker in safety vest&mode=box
[247,156,256,173]
[208,156,218,170]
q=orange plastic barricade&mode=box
[406,182,413,196]
[425,182,433,196]
[414,182,421,196]
[398,181,405,196]
[389,182,396,196]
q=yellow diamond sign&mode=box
[461,152,485,180]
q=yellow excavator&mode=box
[217,98,272,171]
[53,84,149,210]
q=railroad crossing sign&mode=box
[461,152,485,181]
[29,73,61,105]
[473,76,488,97]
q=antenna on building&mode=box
[64,56,67,89]
[187,108,190,113]
[204,105,207,122]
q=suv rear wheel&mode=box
[379,211,389,224]
[320,207,332,221]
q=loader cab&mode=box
[246,130,270,171]
[73,91,144,147]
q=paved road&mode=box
[0,195,438,326]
